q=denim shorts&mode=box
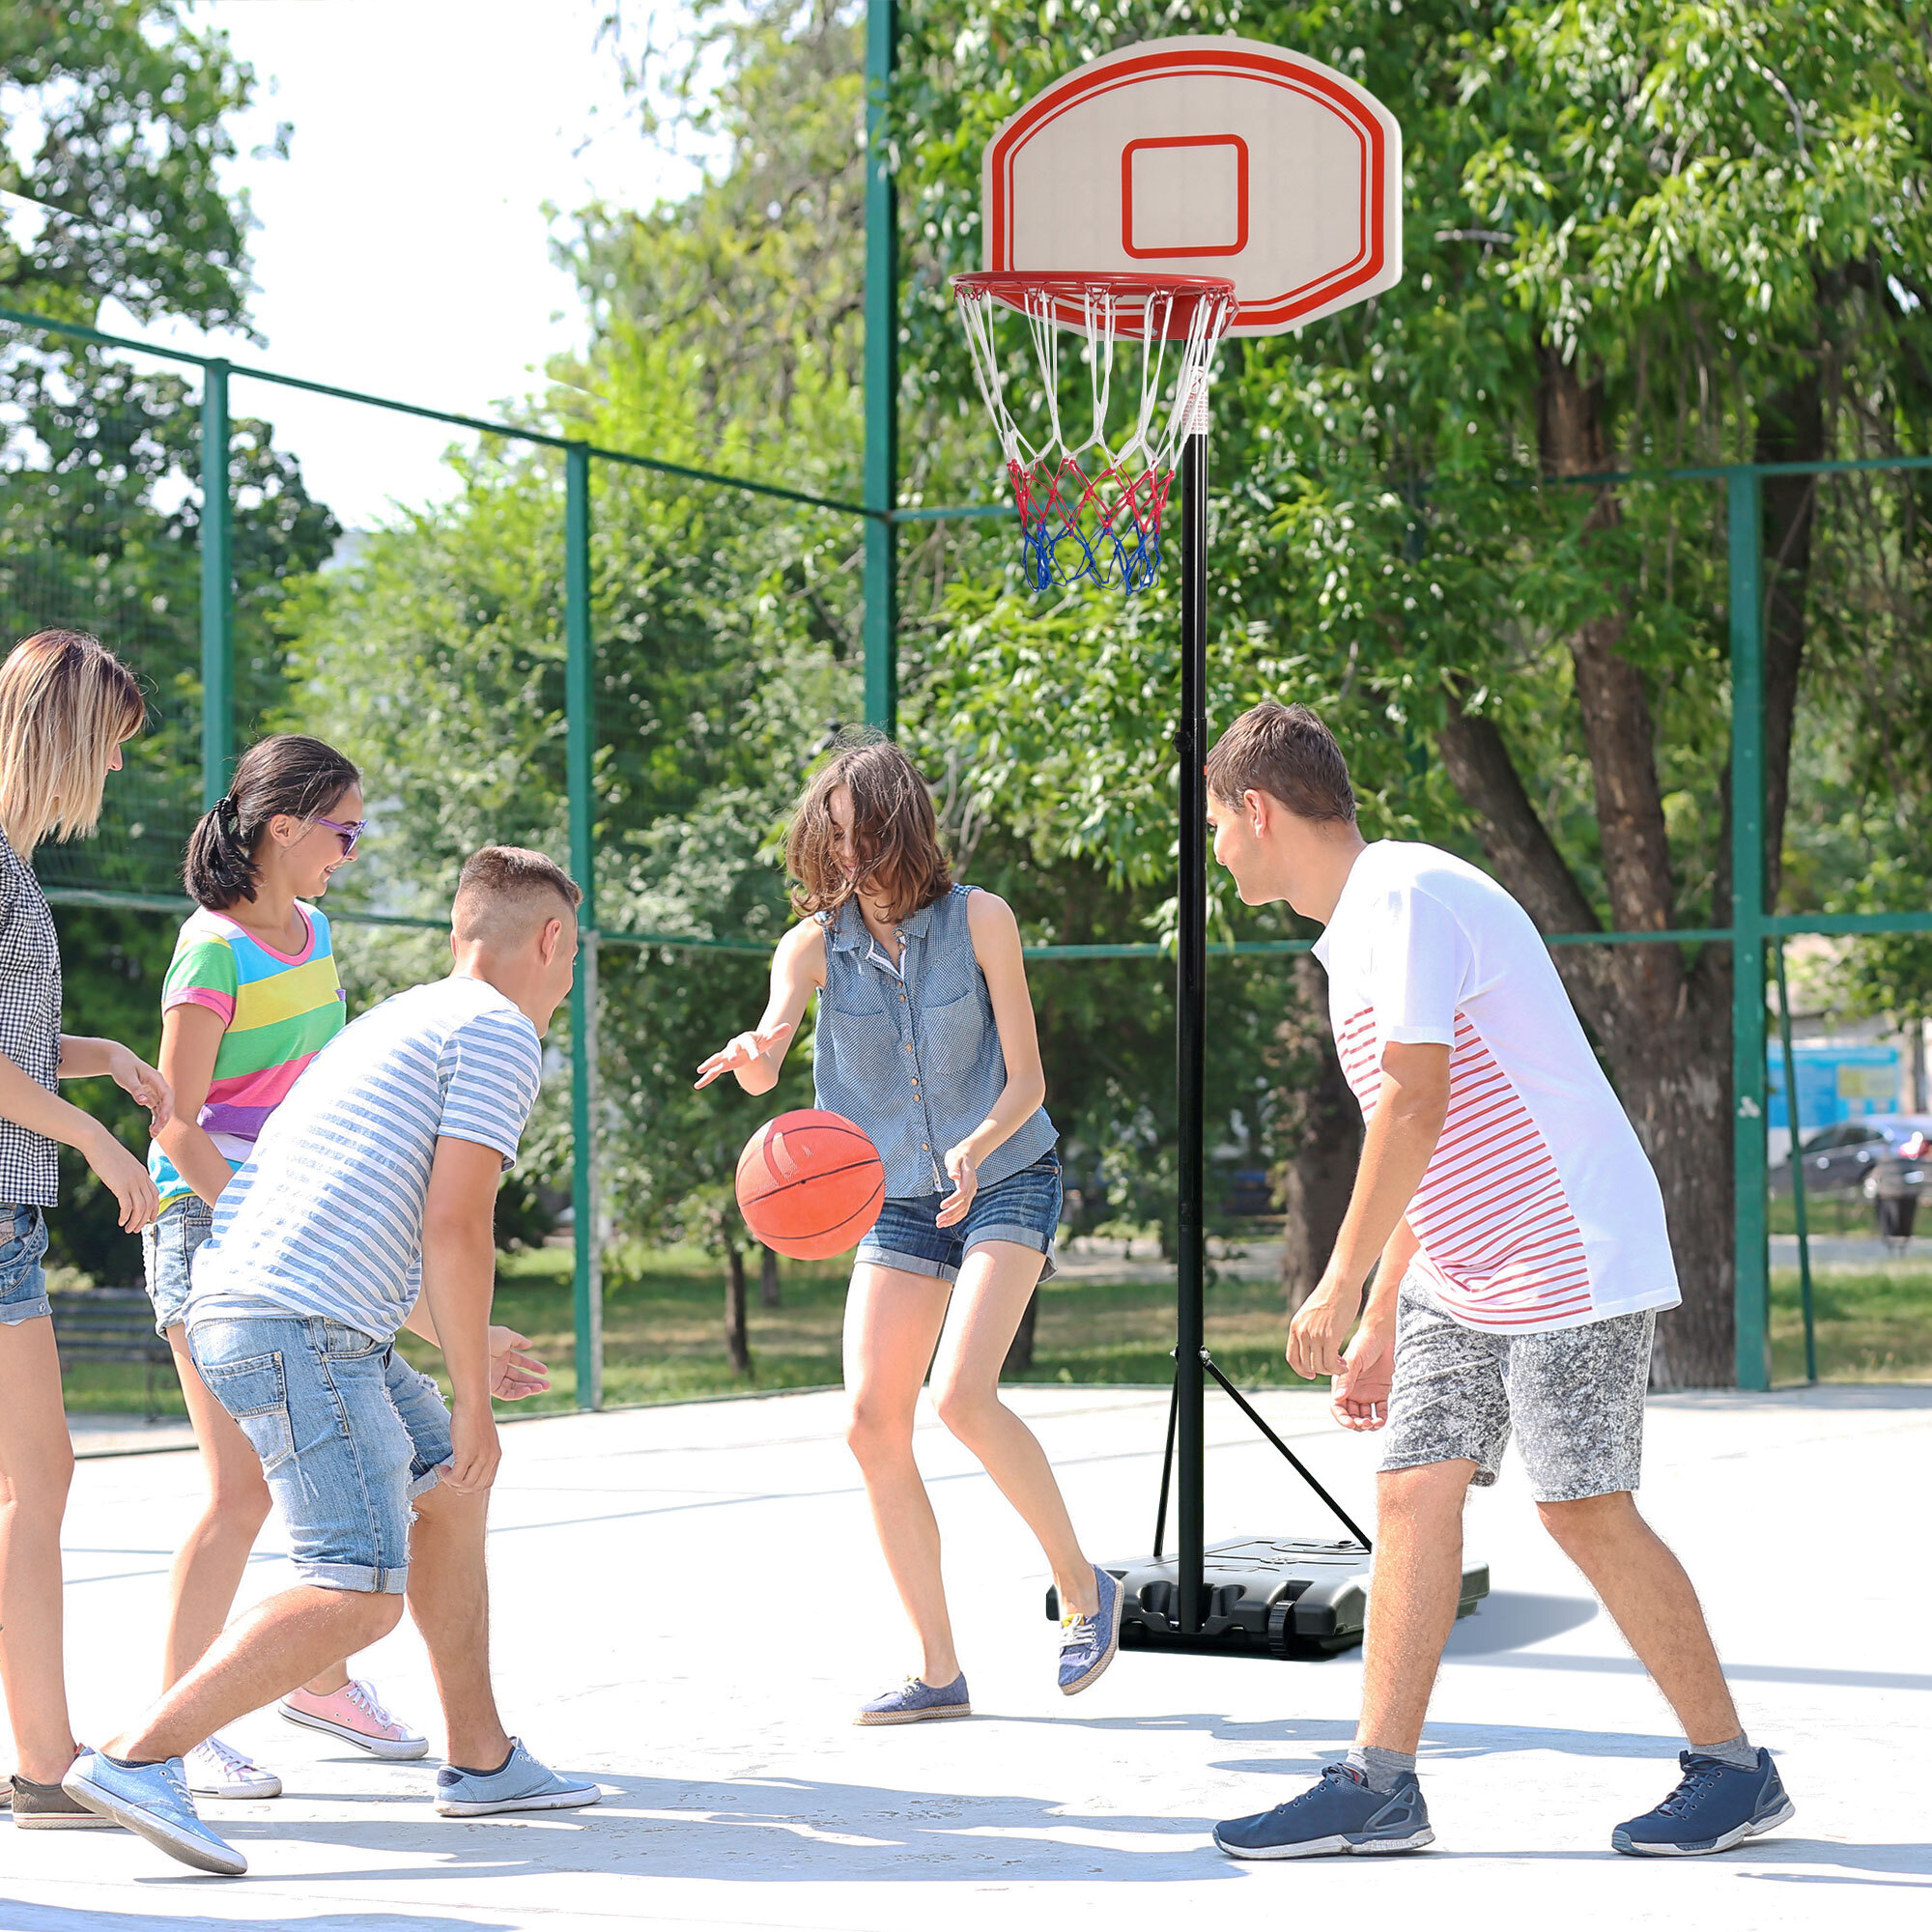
[0,1204,50,1326]
[187,1315,454,1594]
[858,1151,1064,1284]
[141,1193,214,1335]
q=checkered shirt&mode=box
[0,831,63,1206]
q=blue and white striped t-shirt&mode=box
[185,974,545,1339]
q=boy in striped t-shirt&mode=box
[68,848,601,1876]
[1201,703,1789,1863]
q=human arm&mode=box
[419,1135,510,1491]
[402,1297,551,1401]
[1287,1041,1449,1379]
[0,1049,160,1230]
[937,893,1049,1229]
[149,1004,236,1207]
[1329,1216,1420,1430]
[694,921,823,1094]
[57,1035,174,1130]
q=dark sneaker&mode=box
[61,1750,245,1875]
[11,1764,122,1830]
[433,1739,601,1818]
[1612,1748,1794,1857]
[1215,1762,1434,1860]
[1058,1564,1125,1695]
[854,1673,972,1726]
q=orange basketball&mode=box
[735,1109,885,1261]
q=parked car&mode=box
[1769,1114,1932,1198]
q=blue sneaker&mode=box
[1058,1564,1125,1694]
[1612,1748,1794,1856]
[1215,1763,1435,1860]
[61,1749,246,1876]
[434,1739,601,1817]
[854,1673,971,1726]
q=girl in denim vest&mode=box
[698,737,1122,1721]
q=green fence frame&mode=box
[7,291,1932,1401]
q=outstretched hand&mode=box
[488,1326,550,1401]
[694,1022,794,1091]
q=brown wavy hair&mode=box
[785,734,952,924]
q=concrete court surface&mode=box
[4,1380,1928,1931]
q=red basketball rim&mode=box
[954,270,1237,339]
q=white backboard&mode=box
[981,36,1403,336]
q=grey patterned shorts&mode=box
[1378,1271,1655,1502]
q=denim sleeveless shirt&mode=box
[813,883,1057,1200]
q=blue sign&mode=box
[1767,1043,1900,1134]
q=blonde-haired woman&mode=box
[0,630,172,1827]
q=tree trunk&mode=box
[724,1241,752,1375]
[1002,1290,1039,1377]
[758,1243,781,1308]
[1272,955,1359,1314]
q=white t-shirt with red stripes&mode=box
[1314,839,1681,1333]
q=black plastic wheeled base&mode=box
[1047,1541,1490,1659]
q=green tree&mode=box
[0,1,332,1275]
[890,0,1932,1384]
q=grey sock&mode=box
[1694,1733,1757,1772]
[1344,1745,1417,1794]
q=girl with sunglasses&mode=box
[142,733,423,1797]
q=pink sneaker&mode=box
[276,1680,429,1760]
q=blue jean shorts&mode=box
[0,1203,50,1326]
[858,1151,1064,1284]
[141,1193,214,1335]
[187,1315,454,1594]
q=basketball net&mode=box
[953,274,1236,593]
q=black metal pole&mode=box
[1176,426,1208,1633]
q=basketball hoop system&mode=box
[952,271,1236,592]
[947,37,1434,1659]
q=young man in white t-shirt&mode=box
[1203,702,1790,1861]
[65,848,601,1876]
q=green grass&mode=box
[56,1245,1932,1417]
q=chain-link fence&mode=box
[5,301,1930,1406]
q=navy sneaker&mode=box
[1215,1762,1434,1860]
[1612,1747,1794,1857]
[1058,1565,1125,1695]
[854,1674,971,1725]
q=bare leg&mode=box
[108,1586,402,1763]
[0,1316,78,1783]
[404,1477,509,1770]
[843,1264,958,1684]
[1538,1492,1742,1747]
[1355,1460,1476,1755]
[162,1325,350,1697]
[928,1242,1098,1617]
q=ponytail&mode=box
[183,734,362,910]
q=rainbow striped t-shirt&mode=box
[149,903,347,1209]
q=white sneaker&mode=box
[184,1734,283,1800]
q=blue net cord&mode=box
[1009,458,1173,593]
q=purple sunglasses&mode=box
[308,813,367,857]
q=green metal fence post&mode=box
[1728,467,1771,1391]
[1772,941,1818,1382]
[200,360,234,808]
[565,443,602,1410]
[862,0,898,735]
